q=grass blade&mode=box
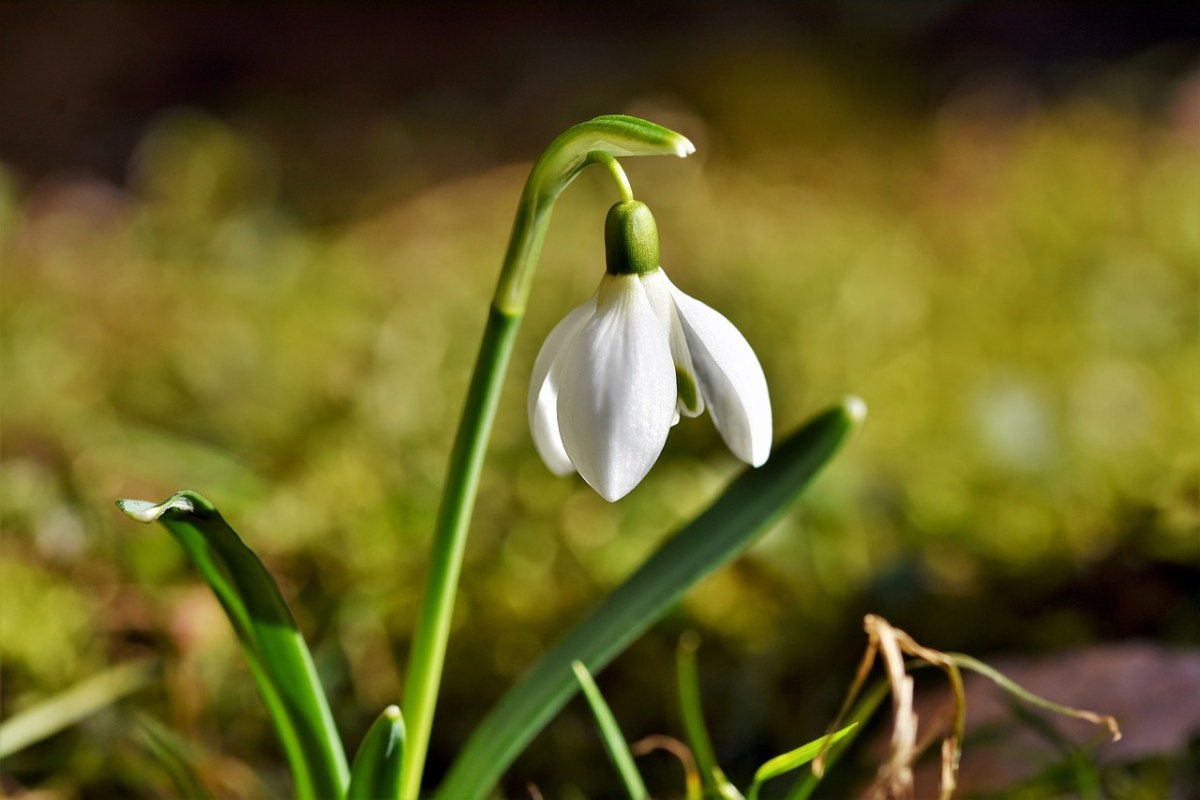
[676,633,740,800]
[0,659,155,757]
[436,398,866,799]
[786,679,890,800]
[747,723,858,800]
[346,705,406,800]
[116,491,349,800]
[572,661,649,800]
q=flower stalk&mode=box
[399,116,693,798]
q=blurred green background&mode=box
[2,5,1198,798]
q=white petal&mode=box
[528,298,594,475]
[667,277,772,466]
[639,269,704,418]
[557,274,676,501]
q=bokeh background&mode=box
[2,4,1198,798]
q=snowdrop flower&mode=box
[528,200,772,501]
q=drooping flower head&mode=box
[529,200,772,501]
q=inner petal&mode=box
[641,269,705,418]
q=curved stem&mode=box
[589,151,635,203]
[399,116,693,799]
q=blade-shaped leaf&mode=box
[676,633,730,800]
[787,679,890,800]
[346,705,405,800]
[116,491,348,800]
[747,723,858,800]
[436,398,866,799]
[572,661,649,800]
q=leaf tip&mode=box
[383,704,403,722]
[116,495,195,524]
[673,135,696,158]
[843,395,868,425]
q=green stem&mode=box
[675,633,720,798]
[589,151,635,203]
[399,115,693,799]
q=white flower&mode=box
[528,201,772,502]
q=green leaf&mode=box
[676,633,740,800]
[0,659,155,758]
[786,679,890,800]
[436,398,866,799]
[747,723,859,800]
[116,491,348,800]
[572,661,649,800]
[346,705,406,800]
[714,773,747,800]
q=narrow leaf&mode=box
[116,491,349,800]
[676,633,733,800]
[572,661,649,800]
[747,723,859,800]
[346,705,406,800]
[787,679,890,800]
[715,771,747,800]
[0,659,155,757]
[436,398,866,799]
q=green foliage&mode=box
[678,633,862,800]
[676,632,725,798]
[572,661,649,800]
[571,646,861,800]
[746,722,858,800]
[787,680,891,800]
[437,402,861,798]
[116,492,348,800]
[346,706,406,800]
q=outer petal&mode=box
[557,274,676,501]
[667,277,773,466]
[528,298,595,475]
[639,269,705,418]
